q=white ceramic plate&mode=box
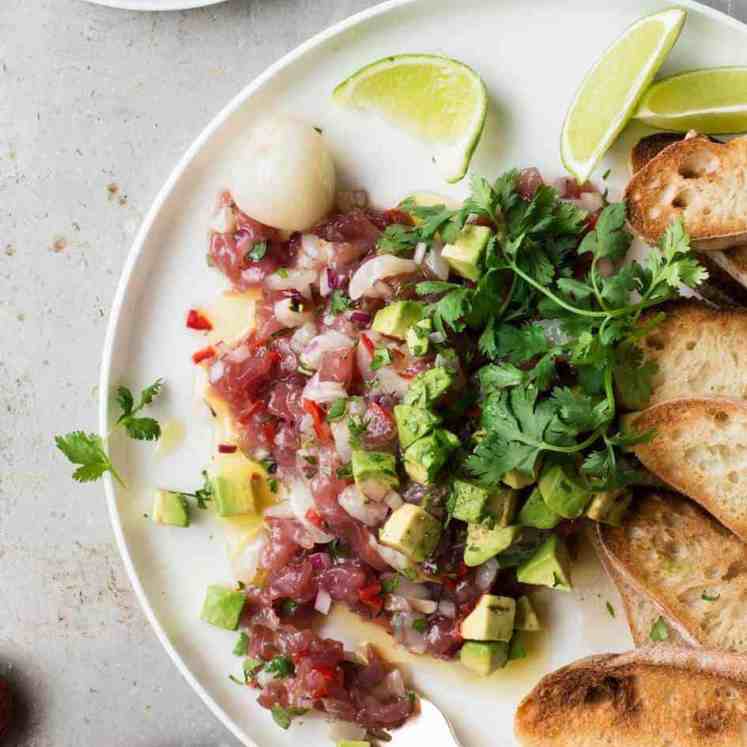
[100,1,747,745]
[82,0,226,11]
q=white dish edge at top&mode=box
[81,0,227,12]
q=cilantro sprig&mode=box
[55,379,164,486]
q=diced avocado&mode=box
[517,535,572,591]
[514,595,541,631]
[403,428,459,484]
[152,490,190,527]
[485,487,519,527]
[351,450,399,498]
[585,488,633,526]
[460,640,509,676]
[379,503,442,562]
[393,404,441,450]
[200,584,246,630]
[406,317,432,357]
[464,524,522,567]
[403,366,453,407]
[210,449,259,517]
[461,594,516,641]
[371,301,424,340]
[337,742,371,747]
[441,224,492,282]
[538,463,591,519]
[518,487,562,529]
[451,479,491,523]
[503,464,540,490]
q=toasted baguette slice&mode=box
[515,645,747,746]
[630,133,747,306]
[626,133,747,251]
[627,397,747,541]
[617,300,747,410]
[589,524,689,647]
[599,490,747,652]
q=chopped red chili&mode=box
[218,443,237,454]
[186,308,213,331]
[192,345,216,364]
[359,334,375,356]
[358,582,383,615]
[305,508,324,528]
[302,399,332,443]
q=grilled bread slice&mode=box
[599,490,747,652]
[627,397,747,542]
[515,645,747,746]
[590,525,690,647]
[630,133,747,306]
[616,300,747,410]
[626,133,747,251]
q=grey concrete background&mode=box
[0,0,743,745]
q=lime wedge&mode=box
[333,54,487,183]
[561,8,686,183]
[634,67,747,133]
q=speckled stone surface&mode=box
[0,0,743,745]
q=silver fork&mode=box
[387,697,462,746]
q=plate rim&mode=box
[98,1,747,745]
[81,0,228,10]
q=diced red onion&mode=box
[413,241,427,265]
[309,552,331,571]
[208,360,225,383]
[348,256,418,300]
[339,485,389,526]
[373,367,410,398]
[265,268,317,298]
[314,587,333,615]
[370,537,412,573]
[437,599,456,619]
[408,598,437,614]
[384,594,412,612]
[298,233,332,268]
[301,330,355,370]
[331,419,353,463]
[288,480,334,543]
[395,578,430,600]
[393,612,428,654]
[290,322,318,354]
[476,557,499,590]
[379,669,406,698]
[226,344,252,364]
[302,374,348,404]
[424,242,450,280]
[326,268,339,290]
[349,310,371,325]
[255,668,276,689]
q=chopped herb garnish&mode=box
[702,591,720,602]
[327,398,348,422]
[276,267,289,279]
[115,380,163,441]
[412,618,428,634]
[260,458,277,475]
[650,616,669,642]
[606,601,615,617]
[348,416,369,449]
[371,347,392,371]
[336,463,353,480]
[268,478,279,494]
[381,576,401,594]
[232,632,250,656]
[376,223,421,256]
[243,658,263,681]
[271,705,307,730]
[329,290,351,314]
[245,240,267,262]
[280,599,299,616]
[265,655,295,679]
[602,168,611,180]
[177,470,214,510]
[228,674,245,686]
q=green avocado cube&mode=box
[503,463,540,489]
[351,450,399,497]
[441,224,492,281]
[518,487,562,529]
[517,535,572,591]
[406,317,432,357]
[464,524,522,567]
[460,640,509,676]
[403,366,454,407]
[404,428,459,484]
[200,585,246,630]
[152,490,190,527]
[371,301,425,340]
[461,594,516,641]
[538,464,591,519]
[514,595,541,631]
[209,449,259,517]
[451,479,491,523]
[485,487,519,527]
[585,488,633,526]
[379,503,442,562]
[393,404,441,450]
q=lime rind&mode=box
[634,66,747,133]
[333,53,487,183]
[561,7,687,183]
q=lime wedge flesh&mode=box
[333,54,487,183]
[561,8,687,183]
[635,67,747,133]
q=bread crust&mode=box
[625,134,747,251]
[515,644,747,746]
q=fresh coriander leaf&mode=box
[578,203,632,261]
[122,417,161,441]
[416,280,463,296]
[649,616,669,642]
[381,576,400,594]
[348,416,369,448]
[115,379,163,441]
[326,398,347,422]
[550,387,612,433]
[276,267,289,279]
[245,240,267,262]
[599,264,638,308]
[271,705,307,730]
[430,287,472,334]
[115,386,134,418]
[268,478,279,494]
[702,591,720,602]
[418,205,456,238]
[233,632,250,656]
[495,324,550,364]
[377,224,421,256]
[478,363,526,390]
[136,379,163,409]
[613,342,658,410]
[280,599,299,616]
[371,347,392,371]
[242,658,263,680]
[335,463,353,480]
[228,674,245,686]
[55,431,124,486]
[329,290,351,314]
[412,618,428,634]
[606,601,615,617]
[265,655,295,679]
